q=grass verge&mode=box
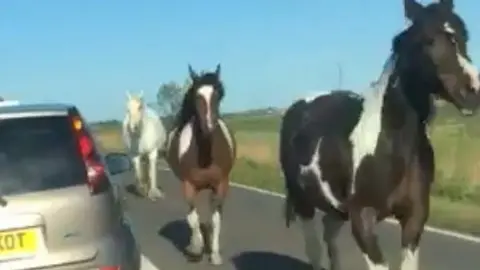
[231,157,480,236]
[94,127,480,236]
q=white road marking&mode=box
[123,215,160,269]
[141,254,161,270]
[156,166,480,244]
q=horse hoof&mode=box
[209,253,223,266]
[136,185,148,197]
[148,189,165,201]
[184,245,203,262]
[185,253,203,263]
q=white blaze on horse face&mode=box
[198,85,215,130]
[444,22,480,92]
[127,97,143,131]
[457,54,480,92]
[299,138,343,210]
[178,122,193,160]
[400,247,419,270]
[349,59,394,195]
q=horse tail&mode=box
[284,190,296,228]
[280,99,309,228]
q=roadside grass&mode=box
[93,110,480,236]
[230,132,480,236]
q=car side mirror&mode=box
[105,152,132,175]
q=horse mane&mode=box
[389,26,438,124]
[175,85,196,131]
[175,71,225,131]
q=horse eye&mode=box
[445,32,457,44]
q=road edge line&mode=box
[229,182,480,244]
[158,167,480,244]
[141,254,160,270]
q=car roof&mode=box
[0,101,77,118]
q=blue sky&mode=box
[2,0,480,121]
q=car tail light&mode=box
[70,114,110,194]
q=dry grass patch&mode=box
[92,127,480,235]
[233,131,278,166]
[93,128,125,152]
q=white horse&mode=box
[123,90,167,200]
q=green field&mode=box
[93,104,480,235]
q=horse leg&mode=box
[322,213,344,270]
[350,207,389,270]
[398,204,427,270]
[183,180,204,260]
[208,181,229,266]
[132,156,146,196]
[297,202,324,270]
[147,150,164,200]
[398,157,431,270]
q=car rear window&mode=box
[0,115,86,196]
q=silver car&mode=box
[0,102,140,270]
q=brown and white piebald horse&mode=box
[165,64,236,265]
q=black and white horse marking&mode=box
[280,1,480,270]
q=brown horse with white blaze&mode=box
[165,64,236,265]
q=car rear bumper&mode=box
[3,218,140,270]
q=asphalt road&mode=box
[125,169,480,270]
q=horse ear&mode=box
[138,90,144,100]
[188,64,198,81]
[126,90,132,100]
[403,0,423,21]
[439,0,453,12]
[215,64,221,77]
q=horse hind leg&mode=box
[299,207,325,270]
[322,213,345,270]
[147,149,164,200]
[284,170,324,270]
